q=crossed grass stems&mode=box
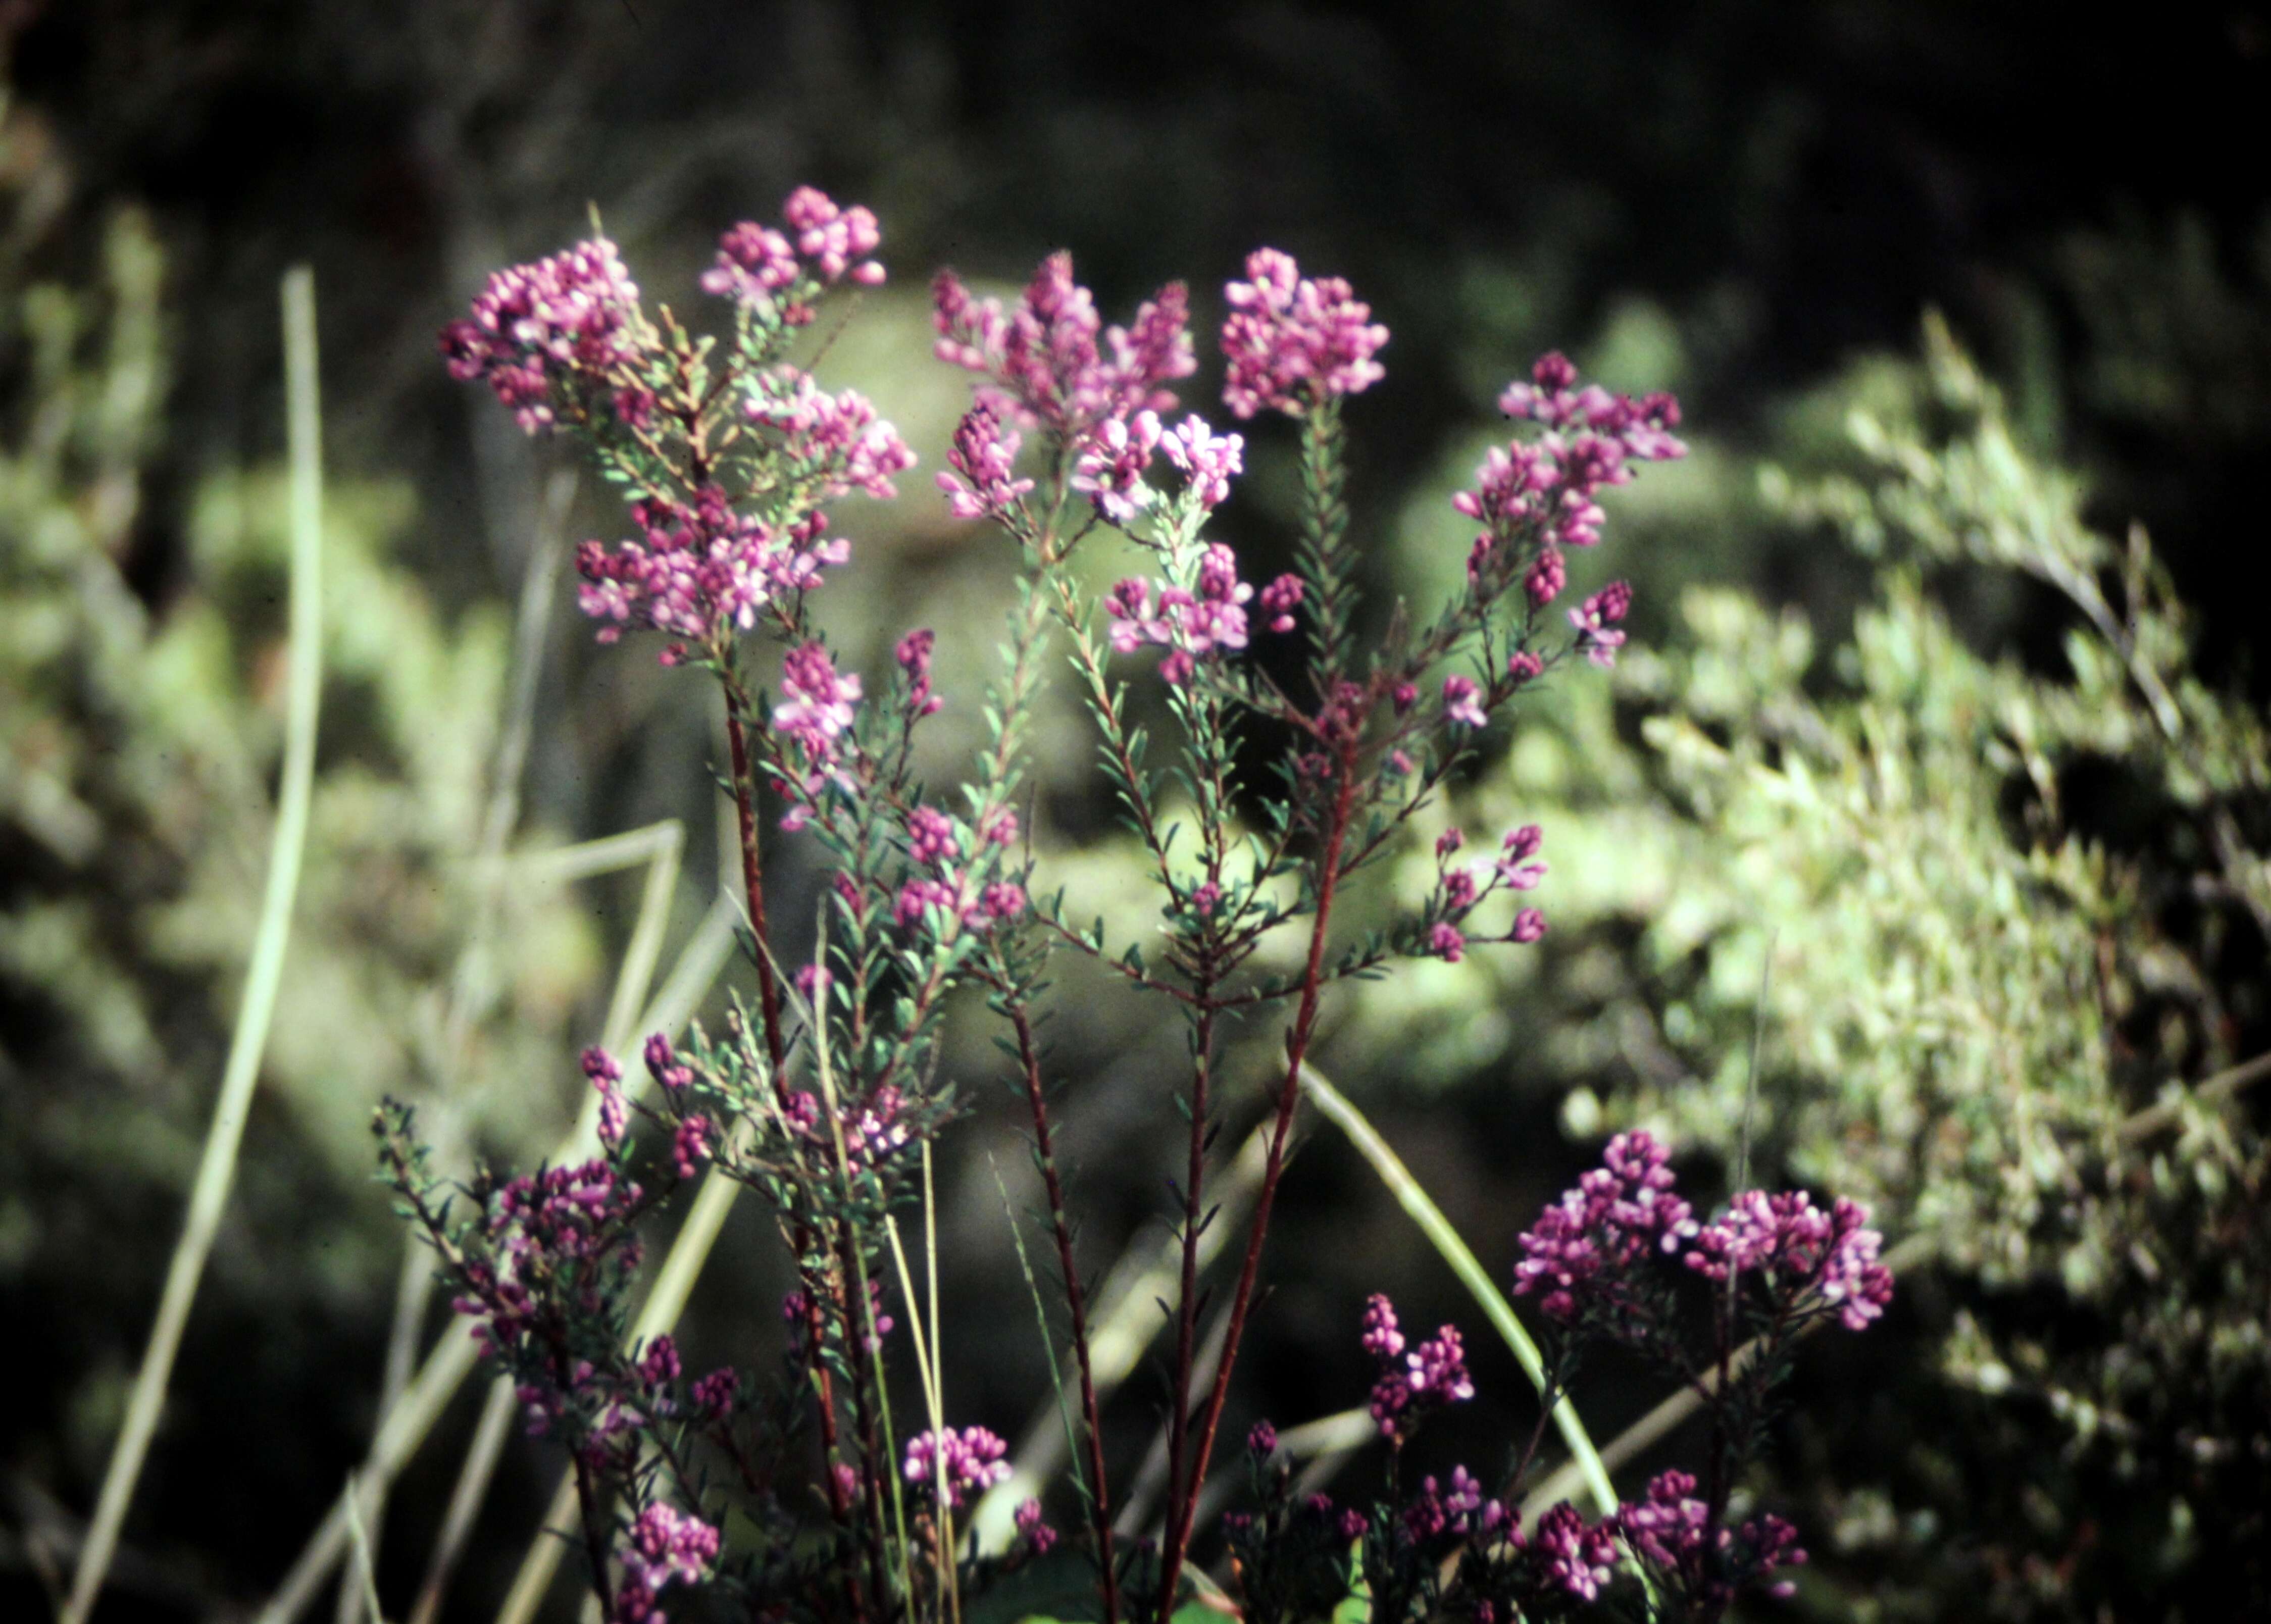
[65,268,2271,1624]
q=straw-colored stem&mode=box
[254,896,737,1624]
[65,266,327,1624]
[1296,1063,1621,1520]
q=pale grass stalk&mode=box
[1295,1063,1621,1519]
[404,812,682,1624]
[347,485,573,1624]
[256,893,737,1624]
[65,266,328,1624]
[343,1483,386,1624]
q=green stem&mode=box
[67,266,328,1624]
[1295,1064,1620,1520]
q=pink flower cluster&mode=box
[1511,1130,1696,1323]
[1523,1502,1622,1602]
[933,253,1198,528]
[933,253,1193,438]
[1105,544,1300,684]
[1514,1132,1896,1335]
[902,1425,1013,1509]
[441,236,644,433]
[1451,353,1683,624]
[611,1503,720,1624]
[770,641,862,823]
[576,489,850,656]
[742,368,916,501]
[888,801,1028,933]
[1569,580,1631,669]
[1220,248,1389,419]
[1422,825,1551,964]
[1682,1189,1895,1330]
[1400,1465,1507,1543]
[1618,1471,1806,1601]
[1359,1293,1475,1439]
[940,403,1036,524]
[700,186,884,320]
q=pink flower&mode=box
[440,236,644,434]
[575,488,851,655]
[980,881,1028,923]
[773,641,863,763]
[1569,581,1631,668]
[1427,921,1467,963]
[938,402,1036,524]
[742,369,915,500]
[1104,544,1258,679]
[903,1426,1012,1509]
[1071,408,1163,523]
[896,628,943,717]
[932,255,1192,440]
[1507,649,1543,683]
[1497,824,1547,890]
[1160,413,1245,507]
[1220,247,1389,418]
[781,185,883,285]
[582,1047,627,1147]
[1258,573,1305,632]
[1442,675,1487,729]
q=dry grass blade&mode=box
[254,893,737,1624]
[1296,1063,1620,1519]
[65,266,328,1624]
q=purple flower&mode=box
[782,185,884,285]
[1442,675,1487,729]
[1160,413,1246,507]
[1258,573,1305,633]
[1569,581,1631,668]
[440,236,644,434]
[896,628,943,718]
[1220,248,1389,419]
[773,641,862,763]
[1071,408,1163,523]
[1496,824,1547,891]
[575,487,851,655]
[938,402,1036,524]
[583,1047,628,1147]
[903,1425,1013,1509]
[1525,1502,1619,1601]
[1511,1130,1696,1324]
[1428,921,1467,963]
[1618,1469,1709,1567]
[1104,544,1258,680]
[1364,1295,1474,1438]
[742,369,915,501]
[1683,1190,1894,1330]
[932,254,1192,441]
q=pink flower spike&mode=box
[1221,247,1389,419]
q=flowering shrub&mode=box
[389,186,1893,1623]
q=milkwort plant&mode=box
[389,183,1891,1622]
[1225,1132,1892,1624]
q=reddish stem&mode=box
[721,698,859,1563]
[1008,1002,1122,1623]
[1153,751,1357,1612]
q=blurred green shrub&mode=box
[1332,316,2268,1617]
[0,112,604,1508]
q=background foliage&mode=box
[2,4,2266,1620]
